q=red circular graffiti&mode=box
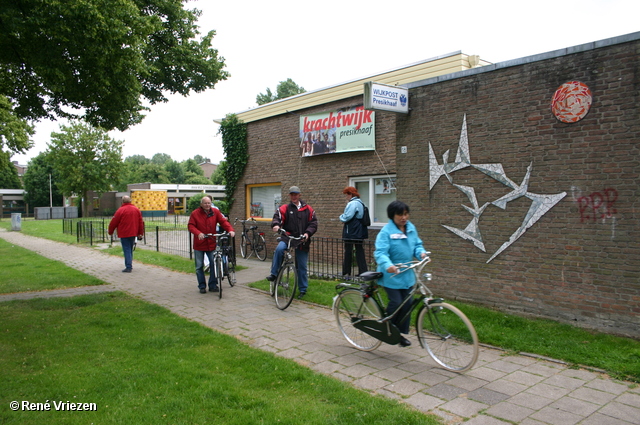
[551,81,592,123]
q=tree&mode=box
[193,154,210,164]
[0,95,34,154]
[164,159,185,183]
[48,121,123,217]
[151,153,172,165]
[256,78,306,105]
[210,160,227,185]
[0,150,21,189]
[23,152,64,207]
[0,0,228,131]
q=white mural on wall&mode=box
[429,115,567,263]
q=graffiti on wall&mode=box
[577,188,618,223]
[429,115,567,263]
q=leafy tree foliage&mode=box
[182,158,204,176]
[23,152,64,207]
[210,160,227,185]
[0,0,229,131]
[193,154,210,164]
[151,153,172,165]
[0,150,21,189]
[47,122,123,217]
[0,96,34,154]
[164,159,185,183]
[256,78,306,105]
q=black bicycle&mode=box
[271,229,305,310]
[235,218,267,261]
[204,232,235,299]
[333,254,479,372]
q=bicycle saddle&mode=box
[359,271,383,281]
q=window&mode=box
[247,183,282,220]
[350,175,396,226]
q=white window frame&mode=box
[349,175,396,227]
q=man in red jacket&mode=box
[108,195,145,273]
[188,196,235,293]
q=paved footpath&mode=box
[1,229,639,425]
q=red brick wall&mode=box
[396,40,640,337]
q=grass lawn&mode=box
[0,292,436,425]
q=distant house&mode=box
[198,162,217,179]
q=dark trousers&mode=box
[342,240,368,276]
[384,287,412,334]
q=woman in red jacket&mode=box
[188,196,235,293]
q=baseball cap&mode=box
[289,186,301,194]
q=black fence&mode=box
[62,217,376,280]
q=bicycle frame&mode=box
[336,255,435,344]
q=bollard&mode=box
[11,213,22,231]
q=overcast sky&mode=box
[10,0,640,165]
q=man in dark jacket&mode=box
[108,195,145,273]
[267,186,318,299]
[188,196,235,293]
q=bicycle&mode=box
[332,254,479,372]
[235,218,267,261]
[203,232,235,299]
[271,229,305,310]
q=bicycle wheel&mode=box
[240,234,251,258]
[416,302,479,372]
[255,234,267,261]
[214,255,223,299]
[333,289,383,351]
[274,263,297,310]
[224,254,236,287]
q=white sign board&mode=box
[364,82,409,114]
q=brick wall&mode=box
[231,37,639,338]
[397,40,640,337]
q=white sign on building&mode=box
[364,82,409,114]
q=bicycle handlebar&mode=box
[204,232,231,239]
[392,252,432,275]
[275,228,305,241]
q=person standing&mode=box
[374,201,428,347]
[339,186,368,277]
[108,195,145,273]
[266,186,318,299]
[188,196,235,294]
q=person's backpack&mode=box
[360,202,371,227]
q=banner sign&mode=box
[299,106,375,157]
[364,82,409,114]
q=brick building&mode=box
[227,32,640,337]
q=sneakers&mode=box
[210,287,219,293]
[266,274,276,281]
[297,292,306,300]
[199,288,206,294]
[122,268,132,273]
[399,336,412,347]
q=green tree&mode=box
[48,122,123,217]
[151,153,172,165]
[23,152,64,207]
[0,96,34,154]
[0,150,22,189]
[193,155,210,164]
[164,159,185,184]
[182,158,204,176]
[256,78,306,105]
[210,160,227,185]
[0,0,228,131]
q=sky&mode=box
[9,0,640,166]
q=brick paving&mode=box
[1,229,639,424]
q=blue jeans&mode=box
[195,250,218,290]
[120,236,136,270]
[270,241,309,294]
[384,287,413,334]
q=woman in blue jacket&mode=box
[374,200,428,347]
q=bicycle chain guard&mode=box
[353,319,401,345]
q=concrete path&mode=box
[1,229,639,425]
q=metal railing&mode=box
[62,217,377,280]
